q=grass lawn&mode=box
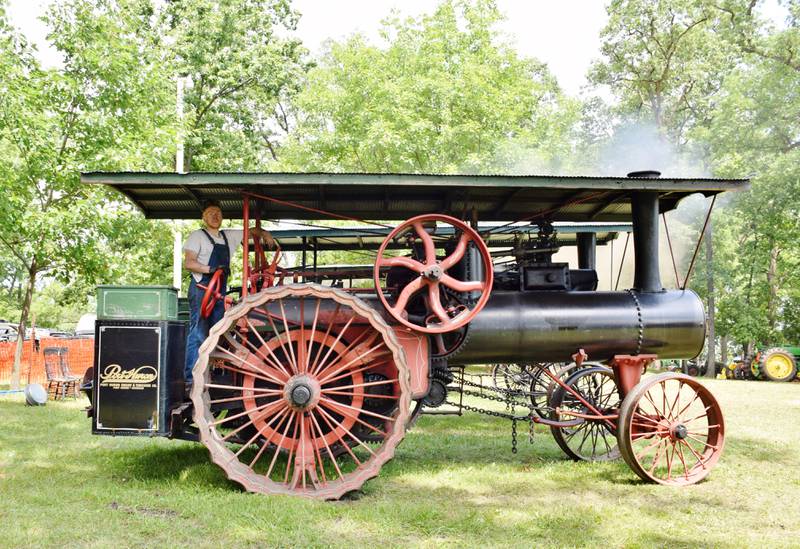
[1,378,799,548]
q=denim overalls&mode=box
[184,229,230,382]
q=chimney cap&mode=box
[626,170,662,178]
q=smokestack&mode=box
[628,170,663,293]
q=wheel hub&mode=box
[422,264,443,281]
[284,375,321,410]
[767,356,792,378]
[671,423,688,440]
[291,385,312,406]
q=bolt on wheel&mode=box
[191,284,411,499]
[617,372,725,485]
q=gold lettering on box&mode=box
[99,364,157,389]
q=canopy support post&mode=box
[302,237,308,283]
[577,232,596,270]
[243,194,250,297]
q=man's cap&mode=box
[201,199,222,213]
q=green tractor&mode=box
[751,346,800,382]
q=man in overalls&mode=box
[182,200,273,384]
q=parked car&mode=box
[42,330,73,338]
[0,322,19,342]
[0,323,72,343]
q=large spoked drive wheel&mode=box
[191,284,411,500]
[549,366,621,461]
[374,214,493,334]
[617,373,725,485]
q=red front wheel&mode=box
[373,214,493,334]
[617,373,725,485]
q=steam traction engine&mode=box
[82,171,748,499]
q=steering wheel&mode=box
[373,214,493,334]
[200,268,225,319]
[251,238,281,290]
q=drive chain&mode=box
[444,371,543,453]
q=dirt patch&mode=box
[108,501,179,518]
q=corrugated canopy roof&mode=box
[267,223,630,251]
[81,172,749,222]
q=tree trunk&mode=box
[766,244,780,332]
[11,260,37,390]
[705,220,716,378]
[720,334,728,367]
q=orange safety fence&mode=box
[0,337,94,386]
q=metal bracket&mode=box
[610,354,658,398]
[169,401,193,439]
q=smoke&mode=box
[496,120,722,290]
[491,119,714,180]
[588,122,709,178]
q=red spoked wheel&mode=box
[191,284,411,499]
[373,214,493,334]
[251,239,282,290]
[200,269,225,318]
[617,373,725,485]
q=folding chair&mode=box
[43,347,70,400]
[58,347,81,399]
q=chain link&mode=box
[529,414,535,443]
[443,370,545,452]
[511,418,518,453]
[454,371,539,400]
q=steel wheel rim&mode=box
[545,363,587,408]
[618,373,725,486]
[192,284,411,499]
[528,362,559,417]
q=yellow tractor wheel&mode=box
[760,348,798,382]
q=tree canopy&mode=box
[167,0,310,170]
[280,0,578,174]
